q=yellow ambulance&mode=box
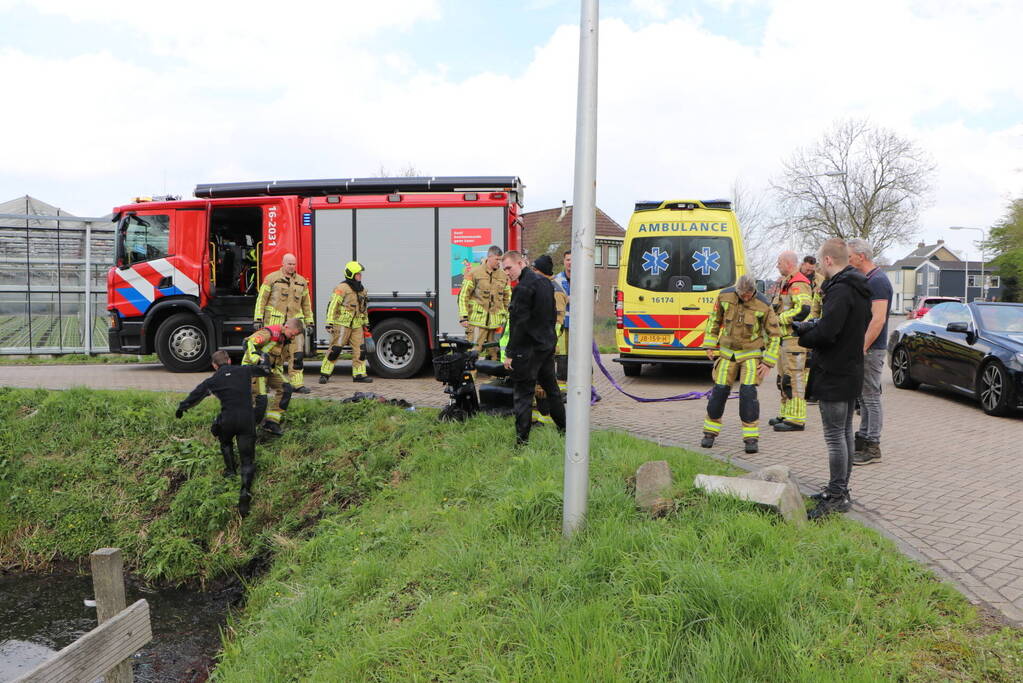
[613,199,748,376]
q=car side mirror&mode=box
[946,322,969,334]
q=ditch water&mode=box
[0,572,241,682]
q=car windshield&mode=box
[923,298,957,307]
[976,305,1023,333]
[626,235,735,293]
[921,302,971,326]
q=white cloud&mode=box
[629,0,671,19]
[1,0,1021,260]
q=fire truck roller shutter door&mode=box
[312,209,353,344]
[439,206,508,338]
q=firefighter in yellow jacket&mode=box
[458,245,511,362]
[242,318,303,436]
[701,275,781,454]
[771,250,814,431]
[253,253,314,393]
[319,261,372,384]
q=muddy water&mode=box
[0,572,242,682]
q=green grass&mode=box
[0,353,158,365]
[213,416,1023,682]
[2,387,1020,680]
[0,387,419,584]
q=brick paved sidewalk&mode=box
[2,356,1022,625]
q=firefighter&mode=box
[531,254,567,424]
[176,349,268,516]
[319,261,372,384]
[801,254,826,318]
[458,245,511,363]
[771,250,814,431]
[700,275,780,454]
[243,317,303,436]
[253,253,314,393]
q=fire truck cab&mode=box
[107,176,523,378]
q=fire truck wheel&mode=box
[156,312,211,372]
[368,318,427,379]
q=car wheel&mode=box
[367,318,428,379]
[155,313,211,372]
[890,346,919,390]
[439,405,467,422]
[622,362,642,377]
[978,361,1015,417]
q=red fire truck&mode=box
[107,176,523,377]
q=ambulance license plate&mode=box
[637,333,673,345]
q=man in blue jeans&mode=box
[793,238,872,520]
[847,238,893,466]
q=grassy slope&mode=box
[214,416,1022,682]
[0,353,160,365]
[0,387,420,584]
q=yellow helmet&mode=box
[344,261,364,279]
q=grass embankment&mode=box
[215,417,1022,681]
[0,387,420,584]
[0,353,159,365]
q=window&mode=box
[119,214,170,265]
[594,245,602,266]
[916,271,923,286]
[594,285,600,302]
[607,244,620,267]
[894,270,902,285]
[922,301,970,327]
[626,235,736,292]
[967,274,979,287]
[988,275,1000,289]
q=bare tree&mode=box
[772,119,936,257]
[374,163,426,177]
[731,178,780,281]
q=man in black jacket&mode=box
[793,238,872,520]
[501,250,566,445]
[176,349,268,516]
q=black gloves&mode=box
[791,320,815,336]
[306,324,315,339]
[175,408,184,419]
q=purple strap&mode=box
[591,341,712,403]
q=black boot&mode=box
[220,442,237,478]
[262,421,284,437]
[319,374,330,384]
[768,416,785,426]
[700,432,716,448]
[238,490,252,517]
[773,421,805,432]
[808,492,851,521]
[353,375,374,383]
[294,385,312,394]
[744,438,758,454]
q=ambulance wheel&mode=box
[622,362,642,377]
[368,318,427,379]
[156,313,211,372]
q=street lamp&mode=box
[950,226,987,301]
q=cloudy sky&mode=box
[1,0,1020,259]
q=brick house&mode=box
[521,202,625,314]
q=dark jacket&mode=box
[506,267,557,358]
[796,266,872,401]
[178,364,267,428]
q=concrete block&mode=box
[741,465,792,484]
[635,460,673,515]
[694,473,806,526]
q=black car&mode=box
[888,301,1023,416]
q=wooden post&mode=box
[90,548,133,683]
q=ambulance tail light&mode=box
[615,288,624,329]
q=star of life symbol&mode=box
[691,247,721,276]
[641,247,670,276]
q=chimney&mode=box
[936,239,944,245]
[917,242,925,248]
[558,200,568,221]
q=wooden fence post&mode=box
[90,548,133,683]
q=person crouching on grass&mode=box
[791,238,872,521]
